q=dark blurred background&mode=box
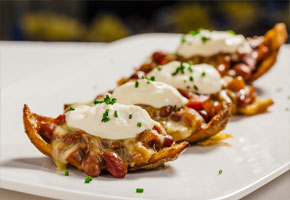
[1,1,289,42]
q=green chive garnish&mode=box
[101,109,110,122]
[201,36,210,43]
[189,76,194,82]
[209,28,214,32]
[69,106,75,111]
[135,81,139,88]
[172,62,185,76]
[201,72,206,77]
[194,85,198,90]
[136,188,144,193]
[94,100,103,104]
[111,98,117,105]
[129,114,132,119]
[181,35,186,43]
[85,176,92,183]
[226,30,236,35]
[188,61,193,66]
[219,169,222,175]
[137,122,142,127]
[64,170,69,176]
[114,110,118,118]
[157,66,162,71]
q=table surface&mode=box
[0,41,289,200]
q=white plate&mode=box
[0,35,289,200]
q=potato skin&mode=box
[23,105,188,175]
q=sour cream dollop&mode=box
[112,79,188,108]
[66,103,155,140]
[177,30,246,58]
[148,61,221,94]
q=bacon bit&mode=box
[233,63,252,81]
[237,86,257,107]
[55,114,66,124]
[39,123,55,140]
[129,71,146,79]
[163,135,174,147]
[198,110,210,122]
[186,95,210,111]
[152,51,168,65]
[177,88,192,99]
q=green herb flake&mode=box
[137,122,142,127]
[111,98,117,105]
[219,169,223,175]
[188,61,193,66]
[194,85,199,90]
[64,170,69,176]
[181,35,186,43]
[136,188,144,193]
[114,110,118,118]
[69,106,75,111]
[129,114,132,119]
[150,76,155,81]
[201,72,206,77]
[226,30,236,35]
[94,100,103,104]
[172,62,186,76]
[101,109,110,123]
[209,28,214,32]
[201,36,211,43]
[157,66,162,71]
[189,76,194,82]
[184,80,187,83]
[85,176,92,183]
[189,29,201,36]
[135,81,139,88]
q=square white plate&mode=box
[0,35,289,200]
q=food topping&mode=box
[66,103,155,140]
[148,61,221,94]
[112,79,188,108]
[177,29,247,58]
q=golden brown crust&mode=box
[23,104,188,173]
[185,102,231,143]
[23,104,52,157]
[237,98,274,115]
[249,23,288,83]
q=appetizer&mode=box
[176,23,288,82]
[119,23,287,115]
[23,100,188,178]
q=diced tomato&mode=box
[55,114,66,124]
[186,95,210,111]
[152,51,168,65]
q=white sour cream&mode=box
[177,30,246,58]
[66,103,155,140]
[147,61,221,94]
[112,79,188,108]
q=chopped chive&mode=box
[94,100,103,104]
[184,80,187,83]
[103,95,111,104]
[172,62,185,76]
[189,76,194,82]
[188,61,193,66]
[141,75,145,79]
[194,85,199,90]
[188,66,193,72]
[114,110,118,118]
[64,170,69,176]
[69,106,75,111]
[136,188,144,193]
[85,176,92,183]
[111,98,117,105]
[137,122,142,127]
[150,76,155,81]
[226,30,236,35]
[135,81,139,88]
[157,66,162,71]
[101,109,110,122]
[209,28,214,32]
[201,72,206,77]
[181,35,186,43]
[189,30,200,36]
[129,114,132,119]
[219,169,222,175]
[201,36,210,43]
[147,81,150,84]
